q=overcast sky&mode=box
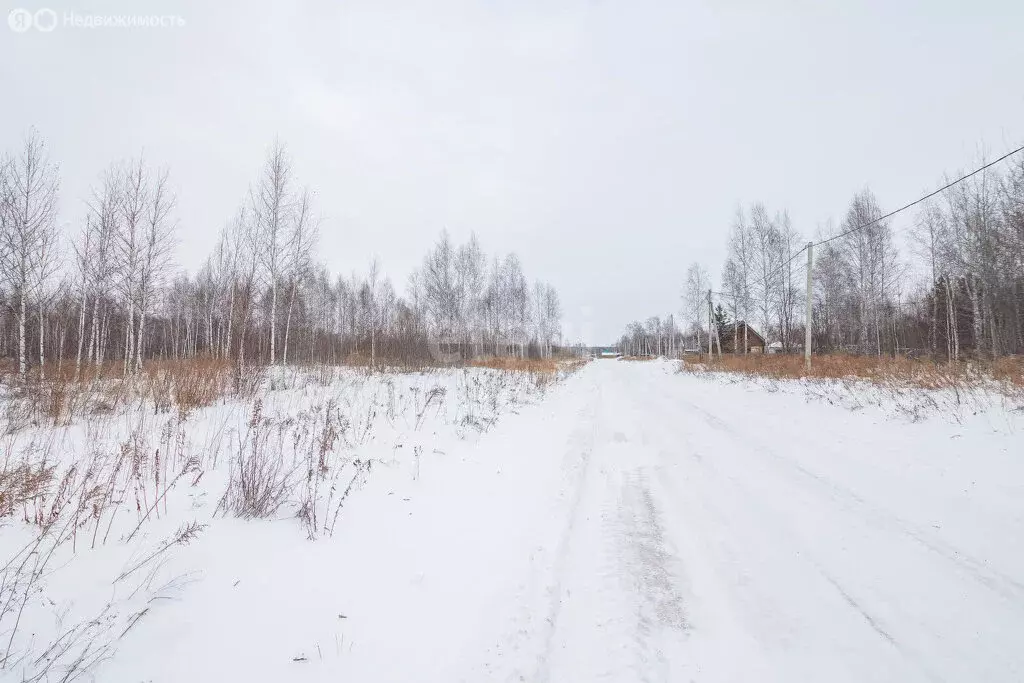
[2,0,1022,344]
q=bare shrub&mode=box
[217,400,297,519]
[296,400,342,537]
[285,399,376,539]
[215,394,375,534]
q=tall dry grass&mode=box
[0,357,256,431]
[0,407,207,679]
[682,353,1024,391]
[468,356,560,373]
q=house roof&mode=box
[719,321,766,344]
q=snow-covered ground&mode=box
[3,359,1023,682]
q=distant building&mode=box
[716,322,766,354]
[767,340,803,354]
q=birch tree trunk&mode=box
[283,279,296,365]
[75,290,87,380]
[18,288,27,376]
[38,303,45,380]
[225,284,235,360]
[270,278,277,364]
[135,304,147,371]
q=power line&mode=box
[714,142,1024,301]
[702,142,1024,362]
[710,244,806,302]
[814,143,1024,247]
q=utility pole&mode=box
[707,289,713,357]
[804,241,814,372]
[733,294,739,355]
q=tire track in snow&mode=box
[537,374,691,683]
[489,367,692,683]
[467,379,602,683]
[617,470,687,634]
[612,468,689,681]
[632,369,967,681]
[470,361,1023,681]
[677,395,1024,607]
[528,388,601,683]
[450,372,603,683]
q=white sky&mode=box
[2,0,1023,344]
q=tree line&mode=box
[0,131,564,378]
[617,150,1024,360]
[616,316,685,357]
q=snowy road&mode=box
[101,360,1024,682]
[453,360,1024,683]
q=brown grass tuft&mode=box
[142,357,235,416]
[0,461,56,517]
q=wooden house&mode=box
[716,321,766,354]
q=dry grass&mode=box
[0,461,55,518]
[0,350,592,677]
[332,353,430,372]
[559,358,589,374]
[142,357,236,416]
[0,353,588,432]
[468,356,560,373]
[681,353,1024,391]
[990,356,1024,387]
[1,357,247,430]
[0,415,205,680]
[314,353,562,375]
[0,353,593,678]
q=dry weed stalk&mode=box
[216,400,297,519]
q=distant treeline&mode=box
[0,133,563,377]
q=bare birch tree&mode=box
[0,130,59,378]
[251,140,293,365]
[683,262,709,350]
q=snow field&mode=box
[0,364,572,682]
[3,358,1023,682]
